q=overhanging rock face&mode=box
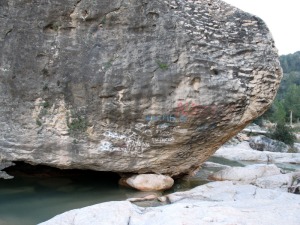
[0,0,282,176]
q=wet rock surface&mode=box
[0,0,281,175]
[40,181,300,225]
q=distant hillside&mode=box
[259,51,300,124]
[277,52,300,98]
[280,51,300,73]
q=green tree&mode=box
[259,51,300,124]
[284,84,300,122]
[280,51,300,73]
[270,123,296,146]
[270,100,286,124]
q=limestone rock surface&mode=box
[209,164,282,182]
[254,173,294,191]
[40,181,300,225]
[249,135,289,153]
[0,0,282,175]
[126,174,174,191]
[215,142,300,164]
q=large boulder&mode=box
[249,135,289,153]
[0,0,282,176]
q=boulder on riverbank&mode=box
[40,181,300,225]
[249,135,289,152]
[0,0,282,176]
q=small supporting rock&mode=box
[125,174,174,191]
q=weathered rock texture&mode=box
[215,141,300,164]
[126,174,174,191]
[249,135,289,153]
[0,0,282,176]
[40,182,300,225]
[209,164,282,182]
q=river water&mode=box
[0,158,299,225]
[0,168,134,225]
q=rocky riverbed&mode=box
[39,132,300,224]
[215,141,300,164]
[1,132,300,224]
[0,0,289,223]
[40,162,300,225]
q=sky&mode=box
[223,0,300,55]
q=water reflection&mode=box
[1,158,299,225]
[0,163,137,225]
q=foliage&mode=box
[103,61,112,70]
[67,112,88,134]
[276,71,300,99]
[292,126,300,132]
[42,84,49,91]
[269,123,296,146]
[252,52,300,146]
[284,84,300,121]
[36,119,42,126]
[100,16,107,25]
[103,56,117,71]
[288,147,298,153]
[270,100,286,124]
[45,21,61,32]
[253,117,263,126]
[259,52,300,123]
[280,51,300,73]
[50,22,61,31]
[42,101,50,109]
[156,60,168,70]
